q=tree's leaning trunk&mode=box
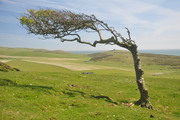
[129,45,153,109]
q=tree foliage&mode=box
[20,9,94,36]
[19,9,134,48]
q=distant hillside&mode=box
[89,50,180,66]
[1,47,180,67]
[0,47,84,58]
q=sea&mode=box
[69,49,180,56]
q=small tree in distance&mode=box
[19,9,153,109]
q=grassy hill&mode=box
[0,47,86,58]
[0,47,180,120]
[88,50,180,66]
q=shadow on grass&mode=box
[0,79,135,107]
[91,95,118,104]
[62,89,86,97]
[62,89,118,105]
[0,78,53,91]
[0,78,17,86]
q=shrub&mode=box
[0,62,20,72]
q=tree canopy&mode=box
[19,9,134,49]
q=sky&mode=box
[0,0,180,51]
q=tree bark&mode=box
[129,44,153,109]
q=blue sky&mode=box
[0,0,180,51]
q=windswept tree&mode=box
[19,9,153,109]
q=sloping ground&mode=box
[23,60,130,71]
[0,55,79,61]
[89,50,180,66]
[23,60,108,71]
[0,61,179,120]
[0,47,70,55]
[1,56,128,71]
[0,47,85,58]
[1,47,180,71]
[1,47,179,67]
[0,53,130,71]
[6,60,72,72]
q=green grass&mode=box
[7,60,72,72]
[0,61,180,120]
[0,47,180,119]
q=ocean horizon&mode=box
[69,49,180,56]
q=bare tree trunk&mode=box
[129,45,153,109]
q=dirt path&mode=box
[0,60,12,63]
[0,55,131,71]
[0,55,78,61]
[23,60,127,71]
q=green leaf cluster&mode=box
[19,9,96,38]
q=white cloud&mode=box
[1,0,21,5]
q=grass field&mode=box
[0,47,180,120]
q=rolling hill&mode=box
[88,50,180,66]
[0,47,85,58]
